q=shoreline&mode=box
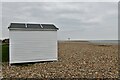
[58,40,119,45]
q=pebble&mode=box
[2,42,118,78]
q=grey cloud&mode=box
[2,2,118,40]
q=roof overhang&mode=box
[8,23,59,31]
[8,28,58,31]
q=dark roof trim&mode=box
[8,23,59,31]
[8,28,58,31]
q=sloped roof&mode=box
[8,23,59,31]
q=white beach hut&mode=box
[8,23,59,64]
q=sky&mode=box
[1,2,118,40]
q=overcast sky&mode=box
[1,2,118,40]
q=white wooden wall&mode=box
[9,30,57,64]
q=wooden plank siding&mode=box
[9,31,58,64]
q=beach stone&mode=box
[2,41,118,78]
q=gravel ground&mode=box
[2,41,119,78]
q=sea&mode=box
[89,40,119,45]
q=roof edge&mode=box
[8,28,58,31]
[8,23,59,30]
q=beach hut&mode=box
[8,23,59,64]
